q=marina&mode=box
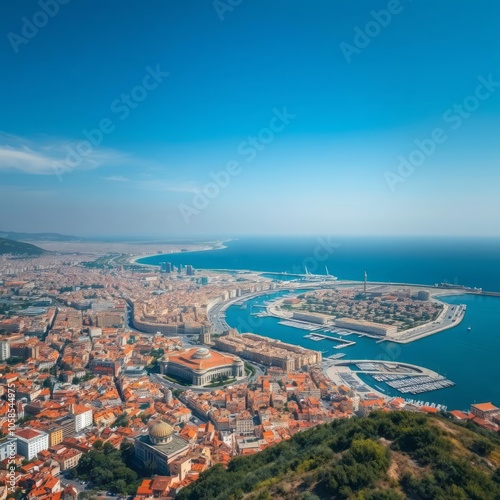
[353,362,455,396]
[278,320,321,331]
[328,353,347,360]
[305,332,356,348]
[303,334,324,341]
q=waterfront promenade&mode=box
[388,301,466,343]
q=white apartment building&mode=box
[70,404,93,433]
[0,341,10,361]
[15,428,49,460]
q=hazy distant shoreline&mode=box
[131,239,231,266]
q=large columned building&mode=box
[159,347,244,386]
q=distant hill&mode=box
[0,237,47,256]
[0,231,83,242]
[177,411,500,500]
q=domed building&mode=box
[134,420,190,475]
[159,347,244,386]
[149,421,174,444]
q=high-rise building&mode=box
[161,262,172,273]
[186,265,194,276]
[0,341,10,361]
[364,271,367,295]
[70,404,93,433]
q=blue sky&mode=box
[1,0,500,237]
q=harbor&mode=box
[278,319,321,331]
[304,332,356,348]
[326,359,456,401]
[224,290,500,409]
[357,363,455,395]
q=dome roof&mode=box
[192,347,211,359]
[149,421,173,438]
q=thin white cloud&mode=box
[0,133,203,196]
[0,133,135,175]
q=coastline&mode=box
[130,239,231,267]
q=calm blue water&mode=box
[225,291,500,410]
[139,237,500,409]
[139,237,500,292]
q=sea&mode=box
[138,237,500,410]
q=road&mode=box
[150,363,263,394]
[61,476,132,500]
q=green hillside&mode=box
[0,230,82,242]
[0,237,47,256]
[178,412,500,500]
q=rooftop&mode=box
[471,402,499,412]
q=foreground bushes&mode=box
[177,411,500,500]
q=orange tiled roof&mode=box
[472,402,499,412]
[166,347,239,370]
[419,406,438,414]
[449,410,469,419]
[16,428,44,440]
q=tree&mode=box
[470,439,494,457]
[92,467,114,485]
[113,413,129,428]
[113,479,128,495]
[42,378,53,389]
[103,442,116,454]
[120,441,134,461]
[93,440,103,450]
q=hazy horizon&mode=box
[1,1,500,237]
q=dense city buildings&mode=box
[0,243,497,499]
[276,287,445,334]
[215,329,322,371]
